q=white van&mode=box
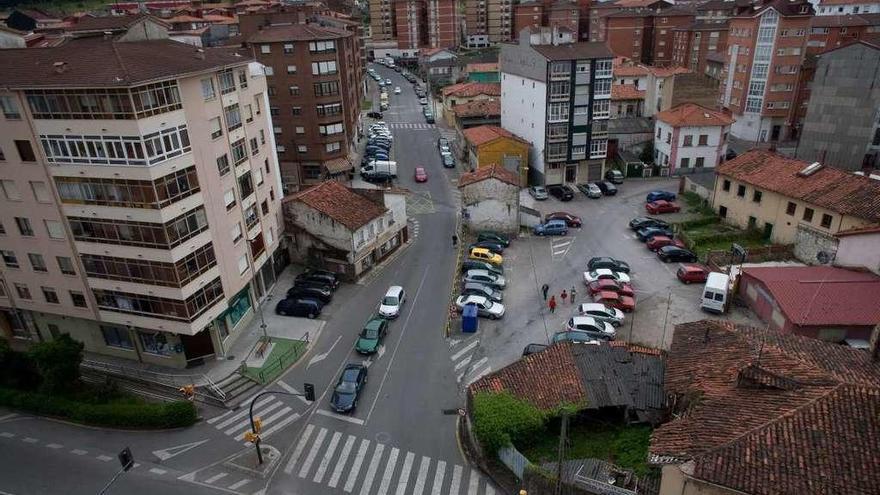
[701,272,730,313]
[360,160,398,177]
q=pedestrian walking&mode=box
[570,286,577,304]
[541,283,549,300]
[548,295,557,313]
[560,289,568,305]
[452,234,458,247]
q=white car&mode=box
[583,269,631,285]
[455,295,505,319]
[576,303,624,327]
[394,87,402,94]
[378,285,406,318]
[565,316,616,338]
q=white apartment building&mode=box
[812,0,880,15]
[653,103,733,173]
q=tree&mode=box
[639,140,655,165]
[0,339,41,390]
[28,334,83,395]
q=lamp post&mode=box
[245,385,315,464]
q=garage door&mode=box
[587,162,602,181]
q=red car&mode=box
[676,263,710,284]
[545,211,582,227]
[586,279,635,297]
[414,167,428,182]
[646,235,686,252]
[592,290,636,313]
[645,200,681,214]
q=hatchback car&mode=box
[469,247,503,266]
[286,285,332,304]
[330,364,367,413]
[414,167,428,182]
[605,169,625,184]
[547,184,574,201]
[533,219,569,236]
[645,200,681,214]
[522,343,549,356]
[577,303,625,327]
[629,217,670,231]
[378,286,406,318]
[295,271,339,289]
[596,181,617,196]
[469,240,504,254]
[461,282,503,303]
[438,137,449,151]
[356,317,388,354]
[419,97,428,105]
[637,226,675,242]
[584,183,603,199]
[455,295,505,319]
[441,153,454,167]
[477,231,510,247]
[583,269,631,285]
[394,86,401,94]
[646,235,686,252]
[275,298,322,318]
[586,279,635,297]
[298,269,339,284]
[591,291,636,313]
[565,316,616,339]
[545,212,582,227]
[587,257,630,273]
[657,245,698,263]
[677,263,710,284]
[293,278,334,292]
[462,269,506,289]
[425,112,435,123]
[529,186,549,200]
[367,111,383,119]
[646,191,677,202]
[552,331,603,344]
[461,260,503,276]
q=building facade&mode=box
[670,21,728,75]
[465,0,514,46]
[653,103,732,173]
[0,34,283,367]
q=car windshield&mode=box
[335,384,356,394]
[382,296,399,306]
[361,322,381,339]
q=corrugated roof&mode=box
[285,180,386,230]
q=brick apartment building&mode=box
[240,10,363,190]
[465,0,513,46]
[589,0,695,66]
[671,21,729,75]
[513,0,585,41]
[369,0,458,52]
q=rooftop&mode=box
[611,84,645,100]
[531,41,614,61]
[810,12,880,27]
[284,181,387,231]
[717,150,880,223]
[441,81,501,98]
[463,125,528,147]
[66,13,166,33]
[465,62,499,73]
[451,98,501,118]
[457,163,521,188]
[651,320,880,495]
[656,103,733,127]
[245,22,351,42]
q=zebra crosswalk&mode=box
[449,337,493,387]
[281,423,497,495]
[205,395,300,445]
[386,123,436,130]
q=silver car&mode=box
[529,186,549,200]
[576,303,624,327]
[462,282,503,303]
[462,269,506,289]
[586,183,602,199]
[455,295,505,319]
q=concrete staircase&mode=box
[214,372,262,408]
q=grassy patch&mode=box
[680,192,715,216]
[241,338,308,384]
[361,99,374,111]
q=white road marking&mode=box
[283,424,315,474]
[376,447,399,495]
[227,479,251,490]
[313,431,342,483]
[450,340,479,361]
[395,451,415,495]
[277,381,312,404]
[466,366,493,387]
[308,335,342,368]
[315,409,365,425]
[328,435,356,488]
[467,469,480,495]
[450,465,463,495]
[204,472,228,484]
[0,432,14,438]
[253,411,299,442]
[152,439,209,461]
[453,355,473,371]
[431,460,446,495]
[149,468,167,475]
[46,443,63,449]
[22,437,37,443]
[358,443,385,495]
[413,456,431,495]
[206,408,237,425]
[96,455,113,462]
[225,401,284,436]
[214,396,275,429]
[298,427,328,478]
[0,414,17,422]
[344,439,371,493]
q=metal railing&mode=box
[81,358,226,402]
[239,333,310,385]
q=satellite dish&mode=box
[816,251,832,264]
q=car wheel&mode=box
[684,279,691,284]
[561,231,567,236]
[489,314,498,320]
[278,310,286,316]
[308,312,316,319]
[612,321,620,327]
[537,232,544,236]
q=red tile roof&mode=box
[717,150,880,222]
[285,181,387,231]
[463,125,529,147]
[651,320,880,495]
[742,266,880,326]
[441,82,501,98]
[656,103,733,127]
[457,163,521,188]
[452,98,500,118]
[465,62,499,73]
[611,84,645,100]
[67,13,168,32]
[246,23,351,42]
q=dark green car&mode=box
[477,231,511,247]
[355,317,388,354]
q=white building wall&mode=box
[655,120,673,167]
[501,72,547,180]
[286,202,354,254]
[815,1,880,15]
[836,232,880,275]
[673,124,728,169]
[461,179,519,233]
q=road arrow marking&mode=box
[152,439,210,461]
[376,345,386,359]
[362,357,373,369]
[308,335,342,368]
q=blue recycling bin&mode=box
[462,304,479,333]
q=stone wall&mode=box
[794,224,839,265]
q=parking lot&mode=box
[453,178,763,374]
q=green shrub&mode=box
[0,387,197,429]
[472,391,549,454]
[678,216,720,230]
[28,334,83,395]
[0,339,41,390]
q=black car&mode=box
[275,298,322,318]
[587,257,631,274]
[596,181,618,196]
[364,171,393,184]
[469,241,505,253]
[657,245,698,263]
[477,231,511,247]
[605,169,625,184]
[522,343,549,357]
[629,217,671,231]
[367,111,383,119]
[547,184,574,201]
[300,268,339,283]
[286,285,332,304]
[295,272,339,289]
[330,363,367,413]
[293,278,334,292]
[461,260,504,275]
[637,226,674,242]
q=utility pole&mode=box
[555,412,568,495]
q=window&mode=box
[70,207,208,249]
[245,204,258,229]
[680,157,690,168]
[231,222,243,243]
[28,253,46,272]
[693,157,704,168]
[0,96,21,119]
[15,140,36,162]
[287,65,297,75]
[594,78,611,96]
[83,245,216,288]
[593,100,610,118]
[261,199,269,215]
[274,126,282,135]
[238,254,249,275]
[311,61,338,75]
[1,250,18,268]
[25,88,136,120]
[657,128,662,139]
[666,132,672,144]
[15,217,33,236]
[238,171,254,200]
[289,85,301,96]
[590,139,608,158]
[595,59,612,78]
[821,214,833,228]
[224,188,236,210]
[259,130,266,145]
[309,40,336,52]
[94,278,223,322]
[255,168,264,186]
[803,207,814,222]
[231,139,247,165]
[101,326,133,349]
[319,123,344,135]
[260,44,271,54]
[238,70,248,89]
[2,180,20,200]
[15,283,31,300]
[292,106,302,115]
[753,190,762,203]
[548,102,569,122]
[698,135,708,146]
[314,81,340,96]
[278,145,287,153]
[250,137,259,156]
[283,43,294,54]
[141,125,192,166]
[326,141,341,153]
[270,106,280,117]
[785,202,797,215]
[138,331,172,356]
[316,102,342,116]
[297,145,307,153]
[217,153,230,176]
[57,256,75,275]
[39,133,148,167]
[29,181,51,202]
[41,287,59,304]
[296,126,305,134]
[224,104,242,132]
[201,78,216,100]
[683,135,693,147]
[723,179,731,191]
[719,205,727,218]
[244,104,254,123]
[263,66,274,76]
[56,168,199,210]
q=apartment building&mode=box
[670,21,728,75]
[806,13,880,53]
[370,0,397,44]
[814,0,880,15]
[653,103,732,172]
[589,1,695,66]
[720,0,813,142]
[426,0,459,48]
[465,0,514,46]
[0,34,283,367]
[500,28,613,184]
[241,17,362,191]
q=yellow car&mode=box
[469,247,503,266]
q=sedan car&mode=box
[275,298,322,318]
[565,316,616,339]
[591,290,636,313]
[629,217,671,231]
[637,226,675,242]
[286,285,332,304]
[586,279,635,297]
[438,137,449,150]
[657,245,698,263]
[677,263,710,284]
[455,295,505,319]
[414,167,428,182]
[545,212,582,228]
[522,343,549,356]
[646,235,686,252]
[329,364,367,413]
[529,186,549,200]
[469,240,505,254]
[367,111,383,119]
[293,278,334,292]
[385,78,392,86]
[587,257,631,274]
[583,269,631,285]
[461,282,503,303]
[582,183,603,199]
[596,181,617,196]
[461,260,503,276]
[355,316,388,354]
[378,285,406,318]
[552,331,603,344]
[645,200,681,214]
[394,86,401,94]
[295,271,339,289]
[573,183,597,198]
[577,303,625,327]
[298,269,339,284]
[605,169,625,184]
[462,269,506,289]
[547,184,574,201]
[646,190,677,202]
[477,231,510,247]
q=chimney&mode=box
[53,61,68,74]
[194,48,205,60]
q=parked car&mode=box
[363,171,393,184]
[583,269,631,285]
[394,86,402,94]
[547,184,574,201]
[657,245,698,263]
[725,148,738,160]
[355,316,389,354]
[576,303,625,327]
[586,279,634,297]
[385,78,392,85]
[605,169,625,184]
[645,200,681,214]
[286,285,332,304]
[545,212,582,227]
[295,271,339,289]
[438,137,449,151]
[587,257,630,273]
[329,363,367,413]
[629,217,670,231]
[575,183,598,198]
[297,269,339,284]
[275,298,322,318]
[646,235,686,252]
[414,167,428,182]
[585,183,603,199]
[591,291,636,313]
[461,260,503,276]
[455,295,505,319]
[424,112,435,124]
[377,285,406,318]
[522,343,548,356]
[469,240,505,254]
[637,226,674,242]
[646,191,677,202]
[477,231,510,247]
[533,219,569,236]
[677,263,711,284]
[565,316,616,339]
[293,278,334,292]
[469,247,503,266]
[462,269,506,289]
[529,186,549,200]
[367,111,383,119]
[441,153,454,167]
[552,331,603,344]
[596,181,617,196]
[462,282,503,303]
[419,97,428,105]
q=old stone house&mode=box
[458,164,521,234]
